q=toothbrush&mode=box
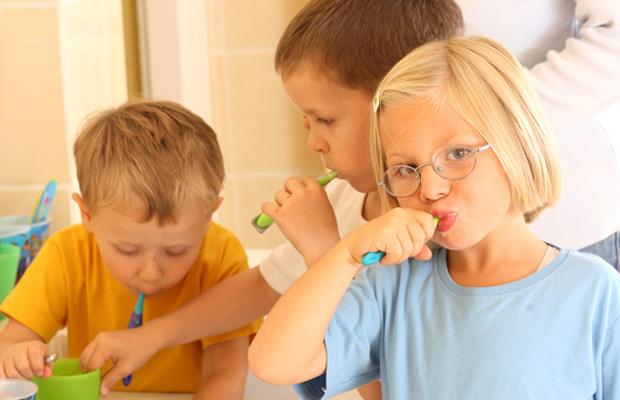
[361,216,440,266]
[31,180,57,224]
[122,292,144,386]
[251,170,339,233]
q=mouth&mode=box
[433,210,458,233]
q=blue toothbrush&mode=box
[361,217,440,266]
[122,292,144,386]
[31,180,57,224]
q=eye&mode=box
[314,117,333,125]
[444,147,473,161]
[165,249,187,258]
[394,165,417,177]
[116,247,139,257]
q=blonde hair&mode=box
[74,100,224,223]
[370,36,561,223]
[275,0,463,93]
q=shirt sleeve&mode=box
[259,241,306,294]
[0,235,68,342]
[602,315,620,398]
[199,229,262,348]
[529,0,620,123]
[294,269,382,399]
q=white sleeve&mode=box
[259,240,306,294]
[529,0,620,122]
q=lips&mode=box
[433,211,457,232]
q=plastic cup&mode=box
[32,358,100,400]
[0,379,37,399]
[0,243,20,320]
[0,216,51,284]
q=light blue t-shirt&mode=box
[295,248,620,399]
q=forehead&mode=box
[282,64,371,112]
[380,99,481,159]
[92,201,208,246]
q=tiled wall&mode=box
[0,1,72,233]
[204,0,324,250]
[0,0,130,235]
[1,0,322,251]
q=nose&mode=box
[138,253,163,283]
[306,124,329,154]
[417,166,450,202]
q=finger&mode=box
[15,350,35,380]
[81,341,110,372]
[260,202,279,219]
[283,177,306,193]
[382,223,413,265]
[406,223,428,258]
[421,213,438,240]
[100,363,131,397]
[302,177,322,190]
[274,190,290,206]
[28,345,45,377]
[5,357,24,379]
[413,244,433,260]
[80,340,94,371]
[378,228,404,265]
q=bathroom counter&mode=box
[109,392,191,399]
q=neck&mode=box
[447,214,548,287]
[362,190,382,221]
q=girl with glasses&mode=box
[250,36,620,399]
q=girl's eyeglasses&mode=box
[378,144,492,197]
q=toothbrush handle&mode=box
[361,251,386,266]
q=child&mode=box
[249,36,620,398]
[77,0,464,397]
[0,100,262,398]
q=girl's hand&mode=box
[341,207,436,266]
[0,340,50,379]
[80,327,161,396]
[261,177,340,266]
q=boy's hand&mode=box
[261,177,340,266]
[0,340,51,379]
[341,207,436,266]
[80,327,160,396]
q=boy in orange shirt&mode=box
[0,100,261,398]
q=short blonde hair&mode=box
[370,36,561,223]
[74,100,224,223]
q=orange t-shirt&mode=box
[0,223,262,393]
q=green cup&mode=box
[33,358,100,400]
[0,243,20,320]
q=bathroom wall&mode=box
[0,0,127,232]
[0,1,71,232]
[202,0,324,250]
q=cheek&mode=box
[101,251,139,282]
[160,249,201,280]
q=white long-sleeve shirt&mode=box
[460,0,620,248]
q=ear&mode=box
[71,193,94,231]
[203,196,224,231]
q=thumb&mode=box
[100,364,130,397]
[412,244,433,261]
[260,202,278,219]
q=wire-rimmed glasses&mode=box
[378,144,492,197]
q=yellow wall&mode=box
[205,0,323,249]
[0,1,71,232]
